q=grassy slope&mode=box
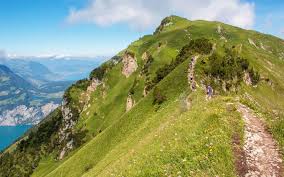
[32,16,284,176]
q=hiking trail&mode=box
[188,55,199,91]
[237,104,283,177]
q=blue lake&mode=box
[0,125,32,151]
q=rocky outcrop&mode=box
[87,78,101,92]
[244,72,252,85]
[126,94,135,112]
[217,25,227,42]
[248,38,258,48]
[59,139,74,160]
[260,42,267,50]
[217,24,222,34]
[102,82,107,99]
[142,52,149,61]
[154,16,174,35]
[81,78,102,112]
[143,86,148,97]
[122,52,138,78]
[58,99,76,160]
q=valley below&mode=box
[0,57,104,151]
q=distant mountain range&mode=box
[0,56,106,84]
[0,57,105,125]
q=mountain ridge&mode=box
[1,16,283,177]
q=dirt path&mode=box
[188,55,198,91]
[238,104,283,177]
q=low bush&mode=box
[153,87,167,105]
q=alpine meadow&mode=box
[0,15,284,177]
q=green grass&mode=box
[4,15,284,177]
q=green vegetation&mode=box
[145,38,213,93]
[89,64,109,81]
[0,109,63,177]
[1,15,284,177]
[152,87,167,105]
[201,48,260,91]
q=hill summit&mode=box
[0,16,283,177]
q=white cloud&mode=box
[66,0,255,30]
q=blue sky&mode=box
[0,0,283,57]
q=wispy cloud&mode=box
[66,0,255,30]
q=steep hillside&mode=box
[1,16,283,177]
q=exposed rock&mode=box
[102,82,107,99]
[210,43,216,55]
[217,25,227,42]
[217,24,222,34]
[58,99,76,159]
[220,36,227,42]
[143,86,148,97]
[142,51,149,61]
[238,44,243,53]
[260,42,267,50]
[244,72,252,85]
[126,94,135,112]
[87,78,101,92]
[59,139,74,160]
[279,52,284,60]
[122,52,138,78]
[248,38,258,48]
[164,22,173,26]
[154,16,174,35]
[81,78,103,112]
[185,96,192,110]
[222,81,227,92]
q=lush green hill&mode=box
[1,15,283,177]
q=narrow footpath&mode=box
[238,104,283,177]
[188,55,198,91]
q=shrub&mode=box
[129,78,138,95]
[73,129,88,148]
[141,55,154,76]
[89,63,108,81]
[74,79,91,91]
[248,68,260,85]
[153,87,167,105]
[84,164,93,172]
[204,49,260,90]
